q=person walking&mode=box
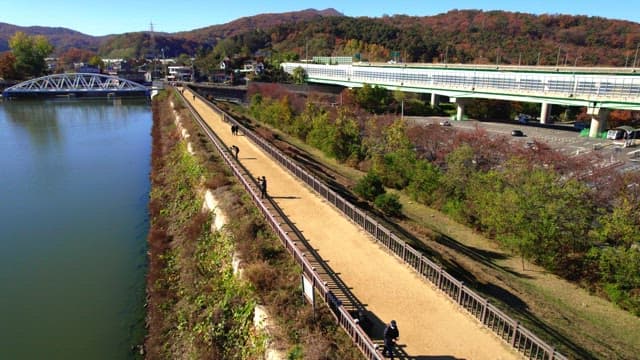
[259,176,267,199]
[382,320,399,359]
[230,145,239,159]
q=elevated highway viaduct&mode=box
[282,62,640,137]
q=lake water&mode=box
[0,98,150,359]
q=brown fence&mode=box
[183,88,567,360]
[181,90,383,359]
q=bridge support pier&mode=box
[587,106,609,138]
[430,93,440,107]
[450,98,469,121]
[540,102,551,124]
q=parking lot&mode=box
[410,116,640,172]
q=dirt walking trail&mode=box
[184,89,520,359]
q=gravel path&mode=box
[184,90,520,359]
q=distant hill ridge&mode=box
[176,8,344,41]
[0,8,342,54]
[1,8,639,67]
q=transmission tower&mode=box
[149,21,158,79]
[149,21,157,59]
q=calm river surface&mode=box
[0,98,150,359]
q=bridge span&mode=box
[282,62,640,137]
[1,73,149,99]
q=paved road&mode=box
[183,89,519,359]
[411,116,640,173]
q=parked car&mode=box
[515,113,532,124]
[607,129,625,140]
[573,122,589,130]
[439,120,451,126]
[511,129,525,137]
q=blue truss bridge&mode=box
[2,73,149,99]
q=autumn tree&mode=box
[291,66,306,84]
[353,84,392,114]
[331,108,362,162]
[9,32,54,78]
[87,55,104,71]
[467,158,594,270]
[0,52,17,80]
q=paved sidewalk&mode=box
[185,89,520,359]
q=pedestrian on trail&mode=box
[259,176,267,199]
[231,124,236,136]
[192,94,195,101]
[382,320,399,359]
[230,145,239,159]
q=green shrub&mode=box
[374,193,403,217]
[407,160,442,205]
[353,171,385,201]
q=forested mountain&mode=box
[2,9,640,67]
[175,8,343,45]
[97,8,342,59]
[0,22,105,53]
[269,10,640,66]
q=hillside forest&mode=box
[3,9,640,71]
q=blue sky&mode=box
[0,0,637,36]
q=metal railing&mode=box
[282,63,640,105]
[180,89,383,359]
[185,88,567,360]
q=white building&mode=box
[167,66,193,82]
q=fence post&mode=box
[458,281,464,304]
[402,241,407,261]
[511,320,519,347]
[481,298,488,324]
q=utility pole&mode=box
[150,21,157,80]
[633,43,640,69]
[444,44,449,64]
[625,53,629,67]
[556,46,561,66]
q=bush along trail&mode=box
[144,90,361,359]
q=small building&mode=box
[74,63,100,73]
[240,61,265,75]
[220,57,233,71]
[167,66,193,82]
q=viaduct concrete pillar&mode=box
[587,107,609,138]
[540,102,551,124]
[430,93,439,107]
[450,98,467,121]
